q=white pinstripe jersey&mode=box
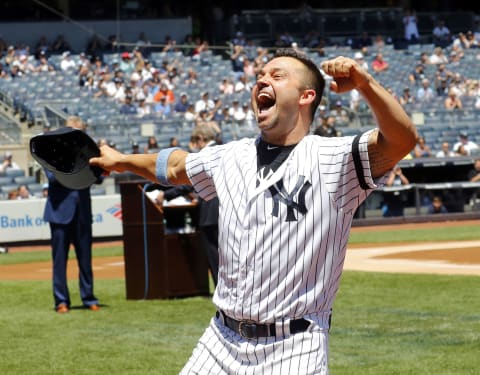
[186,130,383,324]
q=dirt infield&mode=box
[1,221,479,280]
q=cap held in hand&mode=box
[30,127,103,190]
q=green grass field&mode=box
[0,223,479,374]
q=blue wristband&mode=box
[156,147,180,186]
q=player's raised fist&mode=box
[320,56,370,94]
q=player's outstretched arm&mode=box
[321,56,418,178]
[89,145,191,185]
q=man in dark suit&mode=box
[43,116,101,313]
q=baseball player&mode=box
[91,49,417,374]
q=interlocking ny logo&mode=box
[268,176,311,222]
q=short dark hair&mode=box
[273,48,325,121]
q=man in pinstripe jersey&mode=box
[91,48,417,374]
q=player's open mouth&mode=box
[256,91,276,118]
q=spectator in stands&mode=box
[144,136,160,154]
[330,100,350,127]
[16,184,32,200]
[242,57,256,80]
[455,144,469,157]
[427,196,448,214]
[42,183,49,198]
[403,9,420,43]
[230,45,247,80]
[174,92,190,113]
[399,87,415,106]
[219,78,234,96]
[169,137,180,148]
[162,36,178,55]
[453,132,479,156]
[153,83,175,104]
[373,34,387,50]
[0,151,20,173]
[432,20,451,47]
[444,88,463,110]
[449,50,463,66]
[184,104,197,122]
[4,45,16,66]
[59,51,76,72]
[119,52,135,75]
[354,52,368,71]
[17,54,35,73]
[119,94,138,115]
[9,61,23,78]
[435,142,456,158]
[7,189,18,200]
[465,30,478,48]
[313,115,338,137]
[416,78,434,102]
[371,53,389,74]
[136,95,151,117]
[418,51,430,65]
[349,87,366,113]
[435,77,449,97]
[228,99,245,122]
[196,110,221,135]
[131,142,141,154]
[429,47,449,65]
[452,32,472,50]
[195,91,215,113]
[243,102,255,130]
[232,31,247,47]
[184,67,198,86]
[475,95,480,110]
[0,62,7,79]
[35,51,55,72]
[234,74,252,93]
[92,56,108,77]
[191,38,209,61]
[153,96,172,117]
[382,165,410,217]
[112,77,126,101]
[468,158,480,182]
[408,64,425,86]
[413,136,432,158]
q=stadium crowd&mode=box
[0,18,480,205]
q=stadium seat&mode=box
[0,176,13,186]
[5,169,25,179]
[14,176,36,185]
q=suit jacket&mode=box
[43,170,94,225]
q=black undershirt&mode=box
[256,139,297,185]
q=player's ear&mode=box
[300,88,316,105]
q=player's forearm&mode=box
[359,76,416,148]
[113,153,159,182]
[358,75,418,163]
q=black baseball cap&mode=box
[30,127,103,189]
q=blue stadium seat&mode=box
[5,169,25,179]
[14,176,36,185]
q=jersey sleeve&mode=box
[185,144,226,201]
[316,130,387,214]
